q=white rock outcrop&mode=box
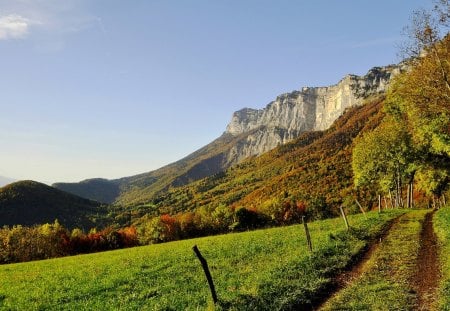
[224,64,401,162]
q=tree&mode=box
[390,36,449,150]
[352,119,415,206]
[353,2,450,205]
[211,204,234,231]
[386,32,450,199]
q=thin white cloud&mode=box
[0,14,31,40]
[0,0,99,48]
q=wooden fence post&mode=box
[355,199,367,219]
[192,245,218,305]
[378,194,382,213]
[339,206,350,231]
[302,216,313,252]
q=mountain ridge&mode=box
[149,95,385,217]
[54,63,403,206]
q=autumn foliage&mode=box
[0,221,138,264]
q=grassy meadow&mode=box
[0,210,404,310]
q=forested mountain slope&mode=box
[149,96,385,217]
[0,181,108,230]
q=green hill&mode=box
[0,181,109,230]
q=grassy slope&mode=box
[0,210,403,310]
[435,206,450,310]
[321,210,429,310]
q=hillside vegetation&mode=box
[0,181,108,230]
[0,210,403,310]
[146,96,385,217]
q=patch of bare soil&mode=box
[413,211,440,310]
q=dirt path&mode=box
[413,211,440,310]
[313,216,402,310]
[315,210,442,310]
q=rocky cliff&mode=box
[224,65,401,162]
[54,63,402,205]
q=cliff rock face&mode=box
[54,64,403,205]
[224,65,400,162]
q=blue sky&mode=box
[0,0,432,184]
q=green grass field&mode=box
[435,206,450,310]
[0,210,404,310]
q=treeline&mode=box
[0,199,312,264]
[0,221,138,264]
[137,198,315,244]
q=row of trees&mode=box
[0,221,138,264]
[352,1,449,206]
[137,198,308,244]
[0,198,312,264]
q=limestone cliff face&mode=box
[224,64,401,162]
[55,63,404,205]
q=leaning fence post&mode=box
[355,199,367,219]
[302,216,313,252]
[192,245,218,305]
[339,206,350,231]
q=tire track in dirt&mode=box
[313,215,403,310]
[413,210,440,310]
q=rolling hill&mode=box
[0,180,109,230]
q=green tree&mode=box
[352,119,415,206]
[385,34,450,199]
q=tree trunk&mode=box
[407,184,411,209]
[389,190,394,209]
[378,194,382,213]
[431,45,450,92]
[397,166,401,208]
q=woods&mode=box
[352,2,449,209]
[0,222,138,264]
